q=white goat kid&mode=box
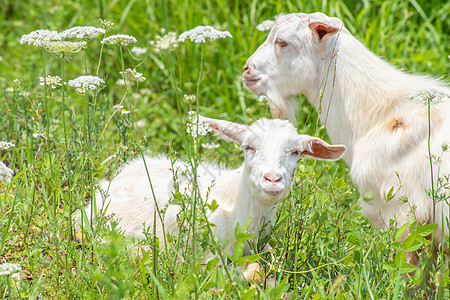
[78,115,345,256]
[243,12,450,260]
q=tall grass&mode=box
[0,0,448,298]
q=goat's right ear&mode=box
[300,135,346,161]
[197,114,248,145]
[308,21,340,42]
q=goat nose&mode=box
[263,173,282,183]
[244,61,256,71]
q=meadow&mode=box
[0,0,449,298]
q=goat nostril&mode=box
[243,63,249,71]
[264,174,282,183]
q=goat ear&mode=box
[300,135,346,160]
[197,114,248,145]
[308,21,340,42]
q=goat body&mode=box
[78,115,346,255]
[244,12,450,249]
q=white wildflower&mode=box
[0,56,3,62]
[43,41,87,53]
[0,262,21,276]
[101,34,137,46]
[0,141,15,150]
[121,109,130,115]
[131,47,148,56]
[5,87,14,92]
[68,75,105,95]
[0,162,14,184]
[256,20,274,31]
[115,79,125,86]
[258,96,267,102]
[409,88,450,105]
[186,111,212,137]
[19,92,30,97]
[100,19,114,30]
[183,94,196,103]
[178,26,232,43]
[119,68,146,82]
[150,31,178,52]
[20,29,62,47]
[113,104,124,110]
[61,26,106,40]
[136,120,147,127]
[201,142,220,149]
[33,132,42,138]
[39,75,63,89]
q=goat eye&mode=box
[291,150,301,156]
[276,38,288,48]
[243,145,255,152]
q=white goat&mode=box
[243,12,450,261]
[77,114,345,256]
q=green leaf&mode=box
[404,241,422,252]
[383,261,395,271]
[348,235,360,246]
[400,263,417,274]
[242,287,257,300]
[206,199,219,212]
[394,222,410,241]
[416,223,438,237]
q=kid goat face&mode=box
[198,115,346,204]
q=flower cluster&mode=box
[61,26,106,40]
[131,47,147,56]
[0,161,14,184]
[19,29,62,47]
[39,75,64,89]
[68,75,105,95]
[178,26,232,43]
[43,41,87,53]
[101,34,137,46]
[0,141,15,150]
[201,142,220,149]
[100,19,114,30]
[186,111,212,137]
[256,20,275,31]
[409,88,450,105]
[183,94,196,103]
[150,30,178,52]
[119,68,146,82]
[0,262,21,276]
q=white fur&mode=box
[77,116,345,255]
[243,12,450,248]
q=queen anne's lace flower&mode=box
[100,19,114,30]
[39,75,63,89]
[178,26,232,43]
[0,262,21,276]
[0,141,15,150]
[183,94,196,103]
[131,47,147,55]
[186,111,212,137]
[201,142,220,149]
[61,26,106,40]
[68,75,105,95]
[256,20,275,31]
[0,162,14,184]
[43,41,87,53]
[150,31,178,52]
[20,30,62,47]
[119,68,146,82]
[409,88,450,105]
[101,34,137,46]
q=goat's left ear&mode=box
[197,114,248,145]
[308,21,340,42]
[300,135,346,160]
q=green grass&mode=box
[0,0,449,298]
